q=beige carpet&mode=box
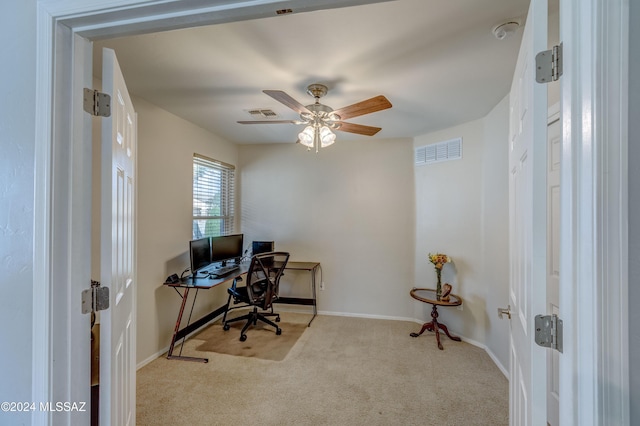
[194,317,308,361]
[137,313,508,426]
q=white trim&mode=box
[318,310,416,323]
[32,4,55,425]
[47,0,392,39]
[597,0,629,422]
[484,346,509,379]
[137,348,169,371]
[559,0,629,424]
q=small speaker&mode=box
[252,241,274,255]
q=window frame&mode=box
[192,154,236,239]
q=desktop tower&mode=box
[252,241,274,256]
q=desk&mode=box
[164,264,250,362]
[409,287,462,350]
[273,261,320,326]
[163,260,320,362]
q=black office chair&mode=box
[221,251,290,341]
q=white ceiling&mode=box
[93,0,530,145]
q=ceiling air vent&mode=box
[415,137,462,166]
[246,109,279,119]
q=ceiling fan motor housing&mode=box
[301,102,340,127]
[306,83,328,99]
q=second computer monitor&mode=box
[189,237,212,274]
[211,234,244,265]
[252,241,274,256]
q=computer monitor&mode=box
[252,241,274,255]
[189,237,211,275]
[211,234,244,266]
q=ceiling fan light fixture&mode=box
[298,126,315,148]
[319,126,336,148]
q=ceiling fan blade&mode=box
[336,122,382,136]
[263,90,312,115]
[332,95,392,120]
[237,120,300,124]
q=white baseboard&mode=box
[318,309,416,323]
[483,346,509,379]
[137,347,169,370]
[136,314,223,370]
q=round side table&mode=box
[409,287,462,350]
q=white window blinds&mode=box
[192,154,235,238]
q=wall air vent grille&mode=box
[415,137,462,166]
[246,109,279,118]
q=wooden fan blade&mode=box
[237,120,299,124]
[336,121,382,136]
[332,95,392,120]
[263,90,312,115]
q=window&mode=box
[192,154,235,239]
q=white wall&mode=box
[481,96,510,369]
[239,138,416,319]
[414,120,486,343]
[413,96,510,368]
[0,1,36,424]
[92,94,238,365]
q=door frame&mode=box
[33,0,629,424]
[558,0,629,423]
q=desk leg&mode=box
[167,287,209,363]
[308,265,318,327]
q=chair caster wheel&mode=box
[275,316,281,323]
[276,328,282,335]
[239,334,247,342]
[223,324,230,331]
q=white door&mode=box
[546,105,561,425]
[508,0,548,424]
[100,47,137,426]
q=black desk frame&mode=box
[273,261,320,327]
[164,261,320,362]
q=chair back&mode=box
[245,252,290,310]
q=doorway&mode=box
[34,0,630,424]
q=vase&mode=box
[435,268,442,300]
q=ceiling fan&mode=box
[237,83,392,151]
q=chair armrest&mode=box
[230,275,243,289]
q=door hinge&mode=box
[535,43,563,84]
[535,314,563,353]
[83,88,111,117]
[82,280,110,314]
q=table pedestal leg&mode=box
[410,305,461,350]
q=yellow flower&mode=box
[428,253,451,269]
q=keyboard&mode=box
[210,265,240,278]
